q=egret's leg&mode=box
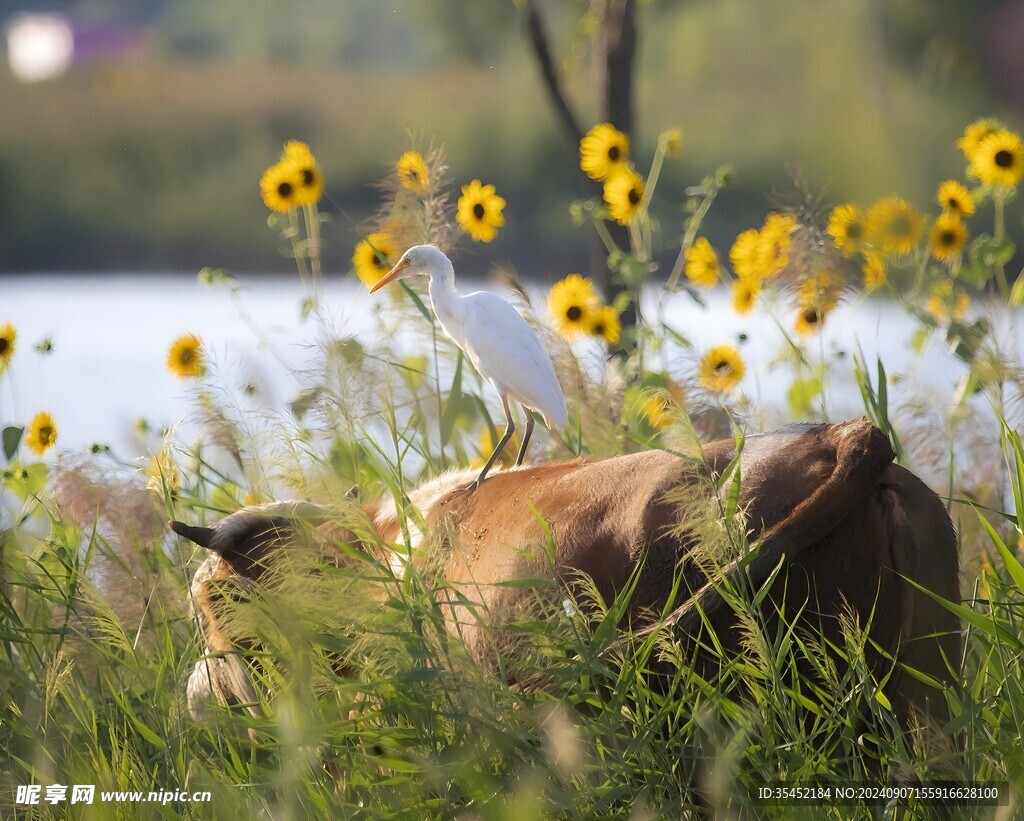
[467,395,515,490]
[514,407,535,467]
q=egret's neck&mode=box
[426,263,458,313]
[426,262,465,343]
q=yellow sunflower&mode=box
[587,304,621,345]
[663,126,683,158]
[827,204,867,256]
[643,395,673,430]
[763,212,798,236]
[732,277,761,314]
[603,168,645,225]
[642,383,685,430]
[352,232,396,287]
[698,344,745,394]
[862,253,887,291]
[0,322,15,370]
[145,451,180,494]
[970,129,1024,189]
[25,411,57,456]
[729,228,763,282]
[926,280,970,323]
[684,237,720,288]
[757,214,796,277]
[282,140,323,206]
[798,270,845,311]
[930,213,969,264]
[167,334,205,379]
[549,274,599,339]
[579,123,630,181]
[794,304,827,336]
[260,160,303,213]
[396,151,429,194]
[866,196,923,255]
[956,118,1002,160]
[936,180,975,217]
[457,179,506,242]
[283,140,314,164]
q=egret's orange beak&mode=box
[369,258,410,293]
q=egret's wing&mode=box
[462,293,567,427]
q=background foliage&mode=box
[2,0,1021,276]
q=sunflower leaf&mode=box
[910,328,931,354]
[967,234,1016,282]
[787,375,822,419]
[945,318,990,364]
[4,462,47,500]
[1010,275,1024,308]
[440,352,464,447]
[977,508,1024,593]
[289,388,321,420]
[3,426,23,461]
[400,281,433,324]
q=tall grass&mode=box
[3,121,1024,818]
[2,436,1022,817]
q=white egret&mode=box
[370,245,568,489]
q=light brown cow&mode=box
[175,419,960,728]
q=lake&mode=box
[1,273,998,456]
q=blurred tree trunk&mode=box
[988,0,1024,119]
[595,0,638,353]
[519,0,638,358]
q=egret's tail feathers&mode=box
[542,405,569,431]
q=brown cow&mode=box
[174,419,960,729]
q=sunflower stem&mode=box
[627,221,641,259]
[638,138,666,217]
[665,186,718,292]
[994,193,1009,301]
[592,217,620,258]
[912,243,929,300]
[303,203,322,295]
[288,209,311,294]
[432,326,446,471]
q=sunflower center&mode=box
[714,360,730,373]
[566,306,583,322]
[608,145,621,161]
[0,339,7,354]
[891,215,911,236]
[301,168,314,186]
[995,149,1013,168]
[594,323,606,336]
[940,230,956,246]
[846,222,862,240]
[803,308,820,323]
[473,203,486,220]
[179,349,194,364]
[628,188,641,205]
[277,181,293,197]
[947,197,960,210]
[39,426,53,444]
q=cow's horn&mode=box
[169,520,216,549]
